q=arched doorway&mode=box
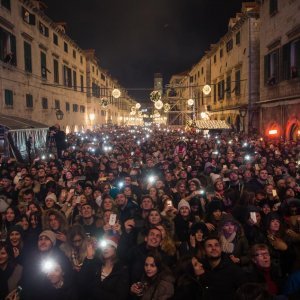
[286,117,299,141]
[289,123,299,141]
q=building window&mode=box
[264,49,279,85]
[40,51,47,79]
[80,75,84,92]
[73,104,78,112]
[22,7,36,25]
[201,67,204,75]
[73,50,76,59]
[236,31,241,45]
[282,39,300,80]
[24,41,32,73]
[269,0,278,15]
[101,73,106,81]
[1,0,11,10]
[92,65,95,73]
[220,49,223,58]
[41,97,48,109]
[4,89,13,106]
[235,70,241,95]
[55,99,60,109]
[213,55,216,63]
[226,39,233,52]
[26,94,33,108]
[53,33,58,45]
[53,59,59,83]
[80,56,83,64]
[64,42,68,53]
[226,76,231,99]
[92,82,100,97]
[80,105,85,113]
[213,83,217,104]
[73,70,77,90]
[63,65,72,87]
[101,110,106,116]
[0,27,16,65]
[39,22,49,37]
[65,102,70,112]
[218,80,225,100]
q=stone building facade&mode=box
[0,0,135,131]
[258,0,300,140]
[167,2,261,133]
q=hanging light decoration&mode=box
[154,100,163,110]
[100,97,109,109]
[202,85,212,95]
[138,111,143,117]
[187,98,195,106]
[163,103,170,113]
[112,88,121,99]
[150,90,162,102]
[135,103,141,109]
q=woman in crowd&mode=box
[0,242,22,300]
[130,252,174,300]
[79,236,129,300]
[218,215,249,265]
[173,256,206,299]
[60,224,88,273]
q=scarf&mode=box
[220,232,236,254]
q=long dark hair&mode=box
[142,251,170,284]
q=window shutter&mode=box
[282,43,290,80]
[294,40,300,78]
[29,13,36,25]
[264,55,270,84]
[10,34,16,65]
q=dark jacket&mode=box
[79,258,129,300]
[244,263,283,295]
[34,276,78,300]
[173,274,206,300]
[141,272,174,300]
[201,255,247,300]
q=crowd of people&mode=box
[0,126,300,300]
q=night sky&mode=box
[42,0,249,102]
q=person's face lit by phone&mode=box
[179,206,190,218]
[49,214,60,231]
[269,219,280,232]
[148,210,161,225]
[6,208,15,222]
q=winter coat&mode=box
[201,255,247,300]
[173,274,205,300]
[0,262,22,300]
[78,258,129,300]
[141,273,174,300]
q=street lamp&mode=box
[55,109,64,120]
[239,107,247,132]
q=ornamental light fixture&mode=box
[154,100,163,110]
[112,89,121,99]
[187,98,194,106]
[202,85,212,95]
[55,109,64,120]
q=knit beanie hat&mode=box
[45,193,57,203]
[178,199,191,211]
[8,224,24,238]
[39,230,56,246]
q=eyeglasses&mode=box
[255,252,270,258]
